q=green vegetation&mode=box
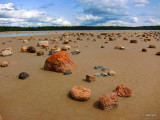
[0,26,160,32]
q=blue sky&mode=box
[0,0,160,26]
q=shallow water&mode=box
[0,32,160,120]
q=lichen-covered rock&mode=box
[27,46,36,53]
[149,44,156,48]
[99,92,118,110]
[18,72,29,79]
[37,51,44,56]
[86,75,96,82]
[1,61,8,67]
[44,52,75,73]
[1,48,13,56]
[21,46,27,52]
[71,86,91,101]
[130,40,137,43]
[114,84,132,97]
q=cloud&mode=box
[77,14,102,21]
[39,2,54,9]
[132,0,149,7]
[0,3,71,26]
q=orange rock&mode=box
[1,61,8,67]
[149,44,156,48]
[44,52,75,73]
[21,46,27,52]
[99,92,118,110]
[156,51,160,55]
[71,86,91,101]
[115,84,132,97]
[86,75,96,82]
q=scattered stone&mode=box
[71,49,80,55]
[61,46,68,51]
[142,48,147,52]
[86,75,96,82]
[27,46,36,53]
[109,37,116,41]
[23,40,28,43]
[37,51,44,56]
[1,61,8,67]
[44,52,75,73]
[123,37,128,40]
[42,44,49,49]
[63,40,69,44]
[71,86,91,101]
[99,92,118,110]
[130,40,137,43]
[94,65,103,69]
[37,41,49,46]
[101,46,105,48]
[155,51,160,55]
[115,45,125,50]
[64,71,72,75]
[18,72,29,80]
[21,46,27,52]
[49,51,59,55]
[108,70,116,76]
[114,84,132,97]
[149,44,156,48]
[1,48,13,56]
[101,72,108,77]
[94,73,101,77]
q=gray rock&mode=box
[101,73,108,77]
[94,73,101,77]
[64,71,72,75]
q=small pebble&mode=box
[64,71,72,75]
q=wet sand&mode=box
[0,31,160,120]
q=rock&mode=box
[94,73,101,77]
[119,46,125,50]
[63,40,69,44]
[37,41,49,46]
[1,48,13,56]
[1,61,8,67]
[21,46,27,52]
[71,86,91,101]
[37,51,44,56]
[101,72,108,77]
[42,44,49,49]
[155,51,160,55]
[108,70,116,76]
[44,52,75,73]
[18,72,29,79]
[101,46,105,48]
[123,37,128,40]
[27,46,36,53]
[99,92,118,110]
[115,45,125,50]
[142,48,147,52]
[130,40,137,43]
[23,40,28,43]
[71,50,80,55]
[94,65,103,69]
[64,71,72,75]
[86,75,96,82]
[49,51,59,55]
[149,44,156,48]
[114,84,132,97]
[61,46,68,51]
[109,37,116,41]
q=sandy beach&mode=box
[0,31,160,120]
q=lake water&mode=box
[0,30,158,37]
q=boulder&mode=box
[130,40,137,43]
[99,92,118,110]
[37,41,49,46]
[142,48,147,52]
[86,75,96,82]
[149,44,156,48]
[1,48,13,56]
[1,61,8,67]
[18,72,29,80]
[44,52,75,73]
[37,51,44,56]
[71,86,91,101]
[114,84,132,97]
[27,46,36,53]
[108,70,116,76]
[21,46,27,52]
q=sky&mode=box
[0,0,160,26]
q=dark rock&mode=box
[37,51,44,56]
[86,75,96,82]
[27,46,36,53]
[64,71,72,75]
[48,51,59,55]
[18,72,29,79]
[142,48,147,52]
[101,73,108,77]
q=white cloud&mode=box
[77,14,102,21]
[133,0,149,7]
[0,3,71,26]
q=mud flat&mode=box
[0,31,160,120]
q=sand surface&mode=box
[0,31,160,120]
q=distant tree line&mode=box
[0,26,160,32]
